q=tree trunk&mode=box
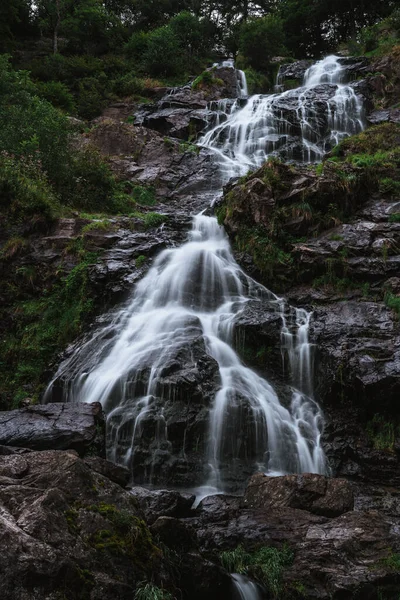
[53,0,61,54]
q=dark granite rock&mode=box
[0,402,104,456]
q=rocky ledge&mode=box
[1,446,399,600]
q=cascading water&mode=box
[42,56,362,494]
[232,574,262,600]
[200,55,365,179]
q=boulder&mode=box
[0,402,104,456]
[130,486,195,524]
[243,473,354,517]
[0,449,231,600]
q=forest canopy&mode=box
[2,0,397,58]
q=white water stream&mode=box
[200,55,364,178]
[232,574,262,600]
[43,55,366,494]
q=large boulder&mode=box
[0,402,104,456]
[0,449,231,600]
[243,473,354,517]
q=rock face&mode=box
[0,402,104,456]
[0,449,231,600]
[134,65,242,140]
[0,450,398,600]
[87,120,218,204]
[189,473,400,599]
[244,473,354,517]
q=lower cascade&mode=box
[45,215,326,491]
[232,575,262,600]
[43,54,367,493]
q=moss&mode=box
[191,70,215,90]
[87,502,161,570]
[142,212,167,229]
[65,508,80,535]
[136,255,147,268]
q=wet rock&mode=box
[129,487,195,524]
[368,108,400,125]
[277,60,313,84]
[151,516,197,551]
[84,456,130,487]
[0,402,104,456]
[141,107,209,139]
[89,121,218,200]
[0,449,235,600]
[310,300,400,417]
[196,494,242,522]
[244,473,354,517]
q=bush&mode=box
[0,57,71,189]
[142,26,183,77]
[239,15,286,72]
[35,80,76,113]
[76,76,108,120]
[244,67,271,94]
[0,153,60,221]
[65,146,117,211]
[112,74,145,97]
[125,31,150,62]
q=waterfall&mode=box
[232,575,262,600]
[200,55,365,179]
[41,56,367,493]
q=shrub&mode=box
[35,80,76,113]
[0,153,60,222]
[239,15,286,72]
[125,31,150,62]
[112,74,145,97]
[142,26,183,77]
[0,57,71,188]
[134,583,174,600]
[65,146,117,211]
[76,76,108,120]
[220,544,293,597]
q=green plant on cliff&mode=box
[0,251,99,407]
[366,415,399,452]
[220,544,293,597]
[134,583,174,600]
[385,292,400,316]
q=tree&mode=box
[239,14,286,71]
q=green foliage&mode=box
[385,292,400,316]
[366,415,399,452]
[142,26,183,78]
[64,145,118,211]
[134,583,174,600]
[35,80,76,113]
[239,15,286,72]
[389,213,400,223]
[135,255,147,268]
[220,544,293,597]
[142,212,167,229]
[379,178,400,197]
[0,251,98,406]
[0,56,71,189]
[131,184,156,206]
[0,153,60,222]
[380,552,400,571]
[243,68,270,94]
[192,69,214,90]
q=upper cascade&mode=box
[200,55,366,181]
